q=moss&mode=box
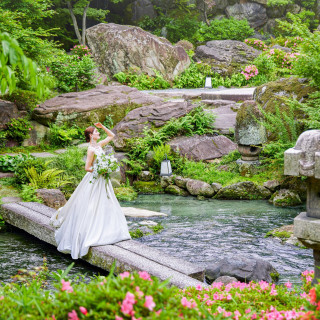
[270,272,280,283]
[114,186,138,201]
[133,181,164,194]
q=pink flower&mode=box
[61,279,73,293]
[115,316,123,320]
[135,286,144,299]
[138,271,151,281]
[155,309,162,315]
[79,307,87,315]
[121,292,136,316]
[119,272,130,280]
[144,295,156,311]
[181,297,191,308]
[68,310,79,320]
[285,281,292,289]
[246,308,251,314]
[29,128,32,130]
[196,284,202,291]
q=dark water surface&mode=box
[0,195,313,285]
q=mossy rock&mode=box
[270,189,302,207]
[214,181,271,200]
[265,224,304,247]
[165,184,189,196]
[114,186,138,201]
[133,181,164,194]
[254,77,316,116]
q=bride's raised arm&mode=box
[95,122,115,147]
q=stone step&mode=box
[1,202,205,288]
[0,172,15,179]
[201,99,236,107]
[205,105,237,134]
[201,88,255,102]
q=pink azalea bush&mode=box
[241,65,259,81]
[0,266,320,319]
[70,44,92,58]
[244,38,268,51]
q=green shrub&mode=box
[138,14,200,44]
[252,53,277,79]
[20,185,43,203]
[195,18,254,43]
[48,147,86,197]
[2,89,39,112]
[0,153,32,172]
[14,157,46,185]
[48,124,85,147]
[114,186,138,201]
[49,54,98,93]
[114,69,170,90]
[174,63,247,89]
[5,117,33,144]
[293,31,320,88]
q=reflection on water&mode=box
[123,194,313,285]
[0,195,313,285]
[0,228,107,284]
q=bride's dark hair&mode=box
[84,126,95,142]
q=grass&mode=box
[180,159,284,186]
[0,178,20,202]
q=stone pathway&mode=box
[122,207,167,218]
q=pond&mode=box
[0,195,313,285]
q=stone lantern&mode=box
[235,101,267,164]
[284,130,320,285]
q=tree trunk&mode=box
[66,1,82,44]
[82,1,91,45]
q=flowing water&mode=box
[0,195,313,285]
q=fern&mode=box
[24,166,71,189]
[257,102,299,143]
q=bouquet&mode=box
[90,153,120,183]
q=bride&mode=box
[50,122,131,259]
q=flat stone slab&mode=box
[30,152,57,158]
[1,202,204,288]
[1,197,23,203]
[205,105,237,134]
[294,212,320,248]
[202,88,255,101]
[0,172,15,178]
[122,207,167,217]
[144,87,255,101]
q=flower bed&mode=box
[0,264,319,319]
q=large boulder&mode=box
[195,40,261,75]
[206,256,278,284]
[215,181,271,200]
[186,179,215,197]
[113,101,195,150]
[32,85,162,127]
[253,77,316,115]
[22,121,50,146]
[36,189,66,209]
[226,3,268,29]
[168,135,237,161]
[86,23,190,82]
[0,100,21,129]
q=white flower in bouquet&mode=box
[90,153,120,183]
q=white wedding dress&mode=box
[50,145,131,259]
